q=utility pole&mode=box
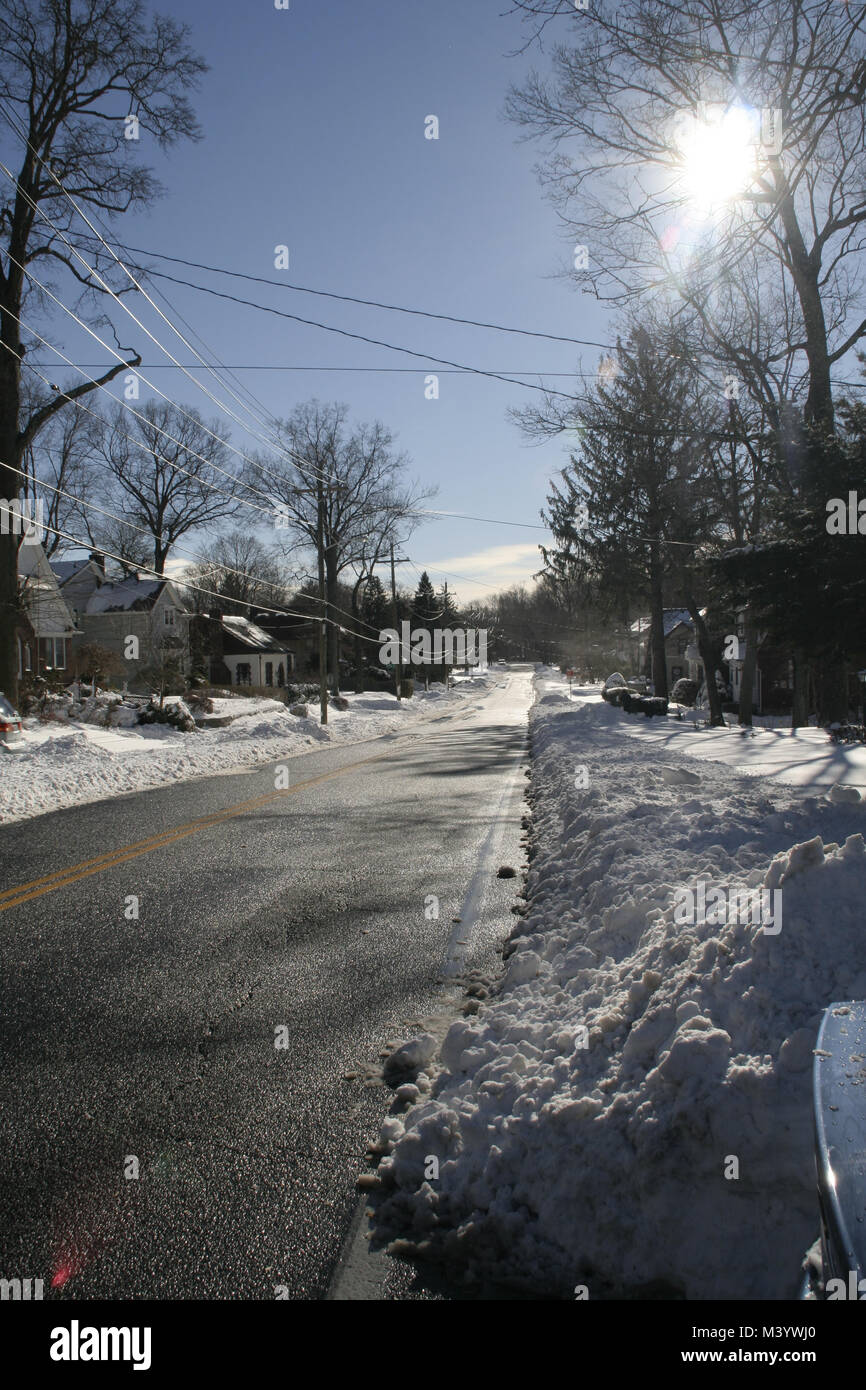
[443,580,451,687]
[316,475,328,725]
[390,539,401,701]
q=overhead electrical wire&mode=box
[68,232,615,351]
[22,512,388,647]
[5,458,384,637]
[0,314,279,518]
[0,106,345,493]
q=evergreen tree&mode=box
[541,327,723,711]
[437,582,461,626]
[719,403,866,724]
[412,571,439,626]
[360,574,390,638]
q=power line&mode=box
[0,107,344,494]
[7,457,384,637]
[21,513,387,648]
[106,264,587,403]
[24,362,866,389]
[25,363,612,378]
[410,508,549,531]
[2,319,277,518]
[0,99,293,459]
[70,232,616,352]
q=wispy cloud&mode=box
[413,542,541,596]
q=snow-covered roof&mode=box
[630,609,702,638]
[85,578,164,613]
[17,543,79,635]
[50,557,92,583]
[221,615,288,652]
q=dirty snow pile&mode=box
[372,682,866,1299]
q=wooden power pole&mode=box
[316,475,328,725]
[390,540,402,701]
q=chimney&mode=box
[89,550,106,577]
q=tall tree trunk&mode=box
[0,350,23,704]
[776,186,835,433]
[687,598,724,727]
[816,660,849,726]
[791,648,809,730]
[649,545,668,698]
[738,614,760,727]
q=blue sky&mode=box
[18,0,616,601]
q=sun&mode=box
[674,105,758,209]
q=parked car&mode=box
[801,1000,866,1298]
[0,691,24,749]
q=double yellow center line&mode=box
[0,751,391,914]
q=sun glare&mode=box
[675,106,758,209]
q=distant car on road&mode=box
[0,692,24,750]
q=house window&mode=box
[38,636,66,669]
[164,607,175,627]
[236,663,251,685]
[264,662,273,687]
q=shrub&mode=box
[671,678,699,707]
[602,671,628,692]
[138,698,196,732]
[603,685,630,707]
[621,692,668,717]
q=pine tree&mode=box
[412,571,439,626]
[437,582,461,626]
[360,575,390,638]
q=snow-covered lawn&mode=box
[0,679,494,825]
[562,678,866,790]
[372,671,866,1299]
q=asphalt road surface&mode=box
[0,669,531,1300]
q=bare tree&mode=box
[506,0,866,432]
[21,399,101,555]
[0,0,206,698]
[247,400,433,693]
[185,529,289,615]
[93,400,242,575]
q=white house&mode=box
[17,542,80,680]
[73,574,193,690]
[217,615,292,688]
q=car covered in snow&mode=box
[0,692,24,749]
